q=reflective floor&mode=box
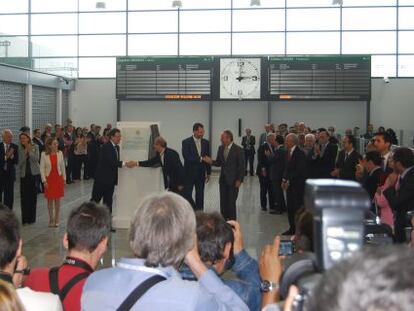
[16,173,288,269]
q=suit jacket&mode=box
[87,131,99,160]
[269,146,286,182]
[336,149,361,181]
[259,133,268,146]
[40,151,66,183]
[182,136,211,179]
[33,137,45,159]
[383,167,414,216]
[213,144,245,186]
[315,142,338,178]
[241,135,256,153]
[363,167,382,201]
[94,142,123,186]
[256,143,273,176]
[283,147,306,188]
[18,144,40,178]
[303,147,318,180]
[139,147,185,191]
[0,142,18,181]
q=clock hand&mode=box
[236,76,258,82]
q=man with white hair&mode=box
[82,192,249,310]
[282,133,306,235]
[0,129,18,209]
[303,133,318,179]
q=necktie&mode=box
[345,153,349,162]
[115,145,120,160]
[196,139,201,156]
[381,157,385,171]
[160,153,165,166]
[287,150,291,162]
[224,146,229,161]
[4,145,9,170]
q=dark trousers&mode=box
[87,154,97,178]
[271,179,285,212]
[394,212,409,243]
[91,181,115,214]
[66,153,75,182]
[219,181,239,220]
[244,150,255,175]
[258,175,274,209]
[286,184,304,232]
[0,174,15,209]
[73,154,88,180]
[185,174,205,211]
[20,175,38,224]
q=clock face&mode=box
[220,58,261,99]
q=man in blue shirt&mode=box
[180,212,261,311]
[82,193,248,311]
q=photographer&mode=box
[180,212,261,311]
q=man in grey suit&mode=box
[203,130,245,220]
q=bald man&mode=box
[138,137,185,195]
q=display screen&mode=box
[269,55,371,101]
[116,56,213,100]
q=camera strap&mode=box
[49,257,93,302]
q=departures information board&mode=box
[116,57,213,100]
[269,55,371,101]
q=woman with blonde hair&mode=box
[40,137,66,227]
[0,280,24,311]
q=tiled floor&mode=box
[16,173,288,269]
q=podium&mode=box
[112,121,163,229]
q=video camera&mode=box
[279,179,372,310]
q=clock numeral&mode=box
[237,61,244,66]
[238,90,243,96]
[223,75,228,81]
[252,76,258,81]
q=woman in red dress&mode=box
[40,138,66,227]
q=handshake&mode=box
[125,160,139,168]
[201,156,213,165]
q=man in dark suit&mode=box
[314,129,338,178]
[139,137,185,195]
[203,130,245,220]
[282,133,306,235]
[91,128,135,216]
[32,128,45,160]
[383,147,414,243]
[373,131,393,176]
[0,129,18,209]
[241,128,256,176]
[362,151,383,202]
[86,124,98,179]
[182,123,211,210]
[267,134,286,214]
[256,134,274,212]
[331,135,361,181]
[303,133,318,180]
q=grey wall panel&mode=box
[62,90,69,125]
[32,86,56,130]
[0,81,25,135]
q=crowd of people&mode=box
[0,119,413,310]
[0,121,113,227]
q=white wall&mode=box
[120,100,209,156]
[70,79,116,127]
[71,78,414,148]
[371,78,414,145]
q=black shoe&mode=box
[261,207,267,211]
[250,173,254,176]
[281,229,295,236]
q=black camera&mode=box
[279,179,371,310]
